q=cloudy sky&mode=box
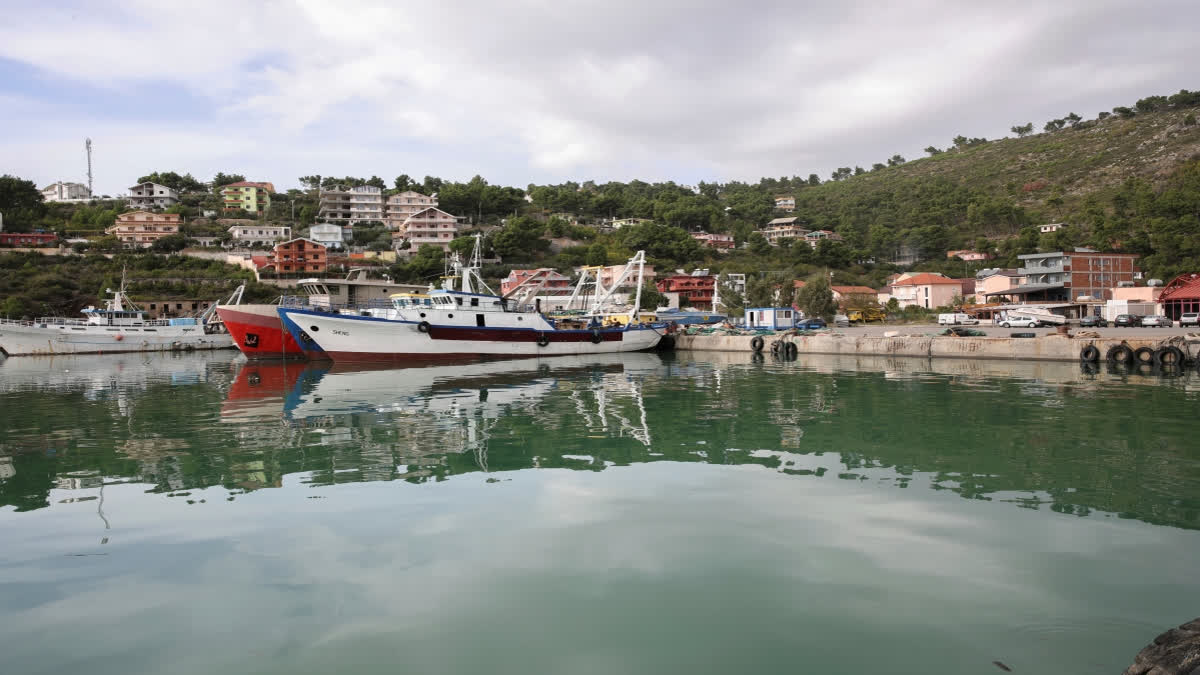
[2,0,1197,195]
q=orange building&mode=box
[273,238,327,274]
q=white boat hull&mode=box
[278,308,664,362]
[0,321,234,356]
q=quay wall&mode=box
[673,333,1173,362]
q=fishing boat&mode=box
[277,238,668,362]
[0,276,235,357]
[216,270,425,360]
[653,308,726,326]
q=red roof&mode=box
[793,280,807,288]
[1160,273,1200,301]
[250,255,272,269]
[892,273,961,286]
[832,285,877,295]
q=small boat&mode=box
[654,308,726,326]
[0,274,234,357]
[277,238,669,363]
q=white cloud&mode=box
[1,0,1197,193]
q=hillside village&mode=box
[3,88,1200,322]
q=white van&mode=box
[938,313,979,326]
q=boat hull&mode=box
[0,321,234,356]
[217,304,305,359]
[278,308,664,363]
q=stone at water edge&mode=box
[1123,618,1200,675]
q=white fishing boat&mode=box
[277,237,669,363]
[0,276,235,357]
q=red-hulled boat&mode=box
[218,303,305,359]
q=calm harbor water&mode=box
[1,351,1198,675]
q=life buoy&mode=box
[590,329,602,344]
[750,335,764,352]
[1079,345,1100,363]
[418,321,431,334]
[1154,345,1185,366]
[1133,346,1155,364]
[537,333,550,347]
[1105,344,1133,363]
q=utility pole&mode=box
[85,138,94,197]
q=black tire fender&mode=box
[1106,344,1134,364]
[590,329,602,344]
[418,321,431,334]
[536,333,550,347]
[750,335,764,352]
[1133,346,1155,364]
[1079,345,1100,363]
[1154,345,1184,366]
[785,341,798,356]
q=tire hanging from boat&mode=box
[750,335,764,352]
[418,321,431,334]
[1079,345,1100,363]
[590,329,603,344]
[536,333,550,347]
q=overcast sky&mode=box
[2,0,1197,196]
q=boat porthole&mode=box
[517,317,522,321]
[420,313,426,318]
[310,325,320,332]
[448,314,454,318]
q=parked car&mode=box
[833,314,850,327]
[1141,315,1173,327]
[999,316,1038,328]
[1079,315,1108,328]
[795,317,827,330]
[1179,312,1199,327]
[1114,314,1141,327]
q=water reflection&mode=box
[1,351,1199,530]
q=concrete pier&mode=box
[673,332,1183,363]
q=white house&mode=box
[744,307,795,330]
[127,182,179,209]
[42,181,90,202]
[227,224,292,247]
[308,223,346,249]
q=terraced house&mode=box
[220,181,275,214]
[319,185,385,225]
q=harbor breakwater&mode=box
[674,332,1187,363]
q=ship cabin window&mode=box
[454,297,463,306]
[470,297,479,307]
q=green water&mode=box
[1,351,1198,675]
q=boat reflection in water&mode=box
[222,354,663,482]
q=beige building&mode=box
[105,211,181,247]
[385,191,438,230]
[228,224,291,248]
[762,217,809,245]
[319,185,385,225]
[974,269,1022,302]
[391,207,461,252]
[889,273,962,309]
[774,195,795,211]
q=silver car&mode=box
[1181,312,1199,327]
[1140,315,1173,327]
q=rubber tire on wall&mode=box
[1106,344,1134,364]
[1010,332,1036,338]
[785,342,798,356]
[1154,345,1185,367]
[750,336,764,352]
[1133,346,1156,364]
[418,321,431,333]
[1079,345,1100,363]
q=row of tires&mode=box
[749,336,800,357]
[1079,344,1190,367]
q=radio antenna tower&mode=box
[85,138,94,197]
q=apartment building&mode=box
[889,273,962,309]
[391,207,461,252]
[227,224,291,247]
[774,195,795,211]
[272,238,327,275]
[41,181,90,202]
[308,223,346,249]
[500,269,572,296]
[319,185,385,225]
[657,274,716,308]
[105,211,181,247]
[127,182,179,209]
[220,181,274,213]
[384,191,438,230]
[803,229,844,248]
[1006,249,1141,302]
[692,232,735,250]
